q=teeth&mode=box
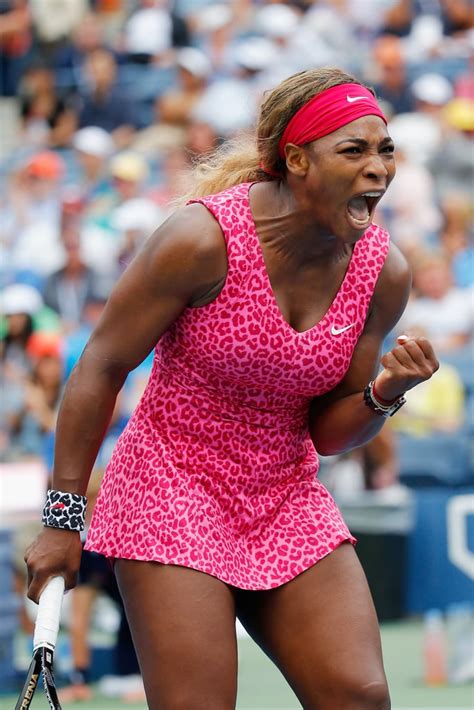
[362,192,382,197]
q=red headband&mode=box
[277,83,387,159]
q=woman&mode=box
[25,68,438,708]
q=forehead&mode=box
[312,115,391,148]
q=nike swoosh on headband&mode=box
[331,323,356,335]
[346,95,367,103]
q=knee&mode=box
[339,677,391,710]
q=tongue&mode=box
[347,196,369,221]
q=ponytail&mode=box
[177,133,273,206]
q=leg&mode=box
[115,560,238,710]
[236,543,390,710]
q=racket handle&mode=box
[33,576,65,651]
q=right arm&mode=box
[25,204,227,602]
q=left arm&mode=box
[309,242,439,455]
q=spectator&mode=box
[109,151,149,203]
[428,96,474,199]
[397,250,473,354]
[29,0,87,62]
[0,283,41,373]
[191,2,236,76]
[52,11,107,92]
[0,151,66,280]
[17,63,78,149]
[147,147,190,208]
[410,72,453,118]
[360,427,400,491]
[71,126,115,203]
[184,118,220,160]
[1,284,40,459]
[121,0,173,65]
[438,192,472,282]
[0,0,32,97]
[78,48,136,148]
[376,123,442,253]
[76,151,150,284]
[157,47,212,127]
[370,35,415,115]
[111,197,164,271]
[391,361,466,437]
[7,331,63,459]
[42,228,101,331]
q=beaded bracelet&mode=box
[363,380,406,418]
[42,489,87,532]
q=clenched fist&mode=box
[375,334,439,401]
[24,527,83,604]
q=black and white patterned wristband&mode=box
[42,490,87,532]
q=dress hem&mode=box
[84,533,357,591]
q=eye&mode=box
[341,146,362,154]
[381,144,395,154]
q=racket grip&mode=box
[33,576,65,651]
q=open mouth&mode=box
[346,191,384,229]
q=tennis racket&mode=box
[15,576,65,710]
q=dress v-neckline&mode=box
[245,182,360,337]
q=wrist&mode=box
[42,489,87,532]
[364,380,406,418]
[372,379,403,405]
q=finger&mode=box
[27,574,45,604]
[396,338,430,367]
[388,344,415,369]
[380,351,399,370]
[411,336,439,367]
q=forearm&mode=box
[51,352,127,495]
[310,391,387,456]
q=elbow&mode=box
[314,442,345,457]
[311,427,356,457]
[311,434,341,457]
[72,348,129,391]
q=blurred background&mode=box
[0,0,473,707]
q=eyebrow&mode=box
[334,137,394,147]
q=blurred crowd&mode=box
[1,0,473,700]
[1,0,473,488]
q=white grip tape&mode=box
[33,576,65,651]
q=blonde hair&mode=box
[179,67,369,204]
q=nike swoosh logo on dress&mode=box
[346,95,366,103]
[331,323,356,335]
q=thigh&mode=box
[115,560,238,710]
[236,543,389,709]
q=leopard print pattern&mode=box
[42,489,87,531]
[86,182,390,590]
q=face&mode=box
[413,259,452,299]
[294,115,396,242]
[35,355,62,388]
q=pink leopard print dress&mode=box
[85,182,390,589]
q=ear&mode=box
[284,143,309,177]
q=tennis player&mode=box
[25,67,438,708]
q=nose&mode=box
[363,153,389,181]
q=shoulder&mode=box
[156,202,226,260]
[132,202,227,302]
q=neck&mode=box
[251,181,348,268]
